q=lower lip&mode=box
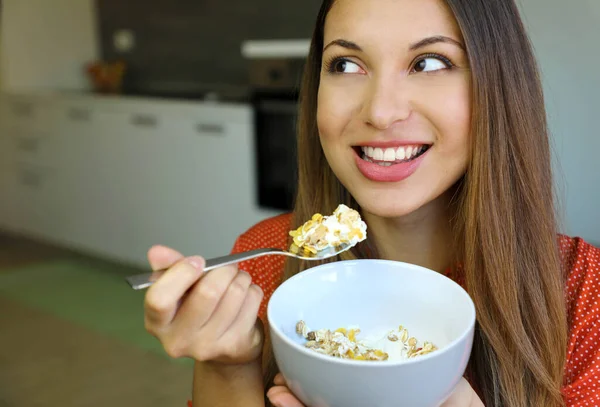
[354,148,429,182]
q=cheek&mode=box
[317,80,362,143]
[317,88,340,145]
[447,87,471,147]
[419,77,472,153]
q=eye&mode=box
[328,58,364,74]
[412,54,453,73]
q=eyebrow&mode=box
[322,35,465,53]
[409,35,464,51]
[323,39,362,53]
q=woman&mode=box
[143,0,600,406]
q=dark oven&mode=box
[248,57,304,211]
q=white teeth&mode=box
[373,148,384,161]
[361,144,427,162]
[396,147,406,160]
[383,148,396,162]
[378,162,391,167]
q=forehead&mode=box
[324,0,462,46]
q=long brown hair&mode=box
[266,0,569,406]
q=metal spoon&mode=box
[124,242,354,290]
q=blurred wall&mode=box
[518,0,600,245]
[0,0,98,92]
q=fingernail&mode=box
[187,256,205,271]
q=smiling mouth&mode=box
[355,144,431,167]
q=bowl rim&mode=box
[266,258,476,367]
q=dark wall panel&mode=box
[95,0,322,91]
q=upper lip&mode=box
[354,140,432,148]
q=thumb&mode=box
[267,386,306,407]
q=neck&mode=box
[362,191,455,273]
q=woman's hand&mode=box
[266,375,484,407]
[143,245,265,365]
[266,374,306,407]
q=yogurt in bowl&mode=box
[267,259,476,407]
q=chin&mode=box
[346,177,458,221]
[353,191,430,219]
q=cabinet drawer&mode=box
[14,163,54,189]
[4,99,58,132]
[8,130,60,167]
[9,163,62,238]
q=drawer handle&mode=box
[16,138,39,152]
[131,114,158,128]
[196,123,224,136]
[68,108,91,121]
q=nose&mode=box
[362,76,411,130]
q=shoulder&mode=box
[231,213,293,254]
[559,235,600,404]
[559,235,600,318]
[230,213,293,321]
[559,234,600,271]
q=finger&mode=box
[174,264,239,330]
[229,284,264,336]
[267,385,290,398]
[274,373,286,386]
[267,386,306,407]
[144,256,205,328]
[201,270,252,337]
[147,245,185,271]
[213,284,263,361]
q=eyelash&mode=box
[324,52,455,74]
[324,55,353,74]
[412,53,454,72]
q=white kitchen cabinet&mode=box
[0,92,281,267]
[10,162,61,237]
[46,104,129,255]
[0,96,64,236]
[0,97,30,231]
[95,105,279,264]
[0,98,15,230]
[122,112,269,263]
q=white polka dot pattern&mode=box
[230,213,292,323]
[559,235,600,405]
[230,216,600,405]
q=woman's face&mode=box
[317,0,472,218]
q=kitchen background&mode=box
[98,0,321,90]
[0,0,599,406]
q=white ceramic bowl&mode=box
[267,259,476,407]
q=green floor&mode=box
[0,236,195,406]
[0,257,191,366]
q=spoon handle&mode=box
[203,247,282,271]
[124,247,283,290]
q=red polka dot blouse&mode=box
[227,213,600,406]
